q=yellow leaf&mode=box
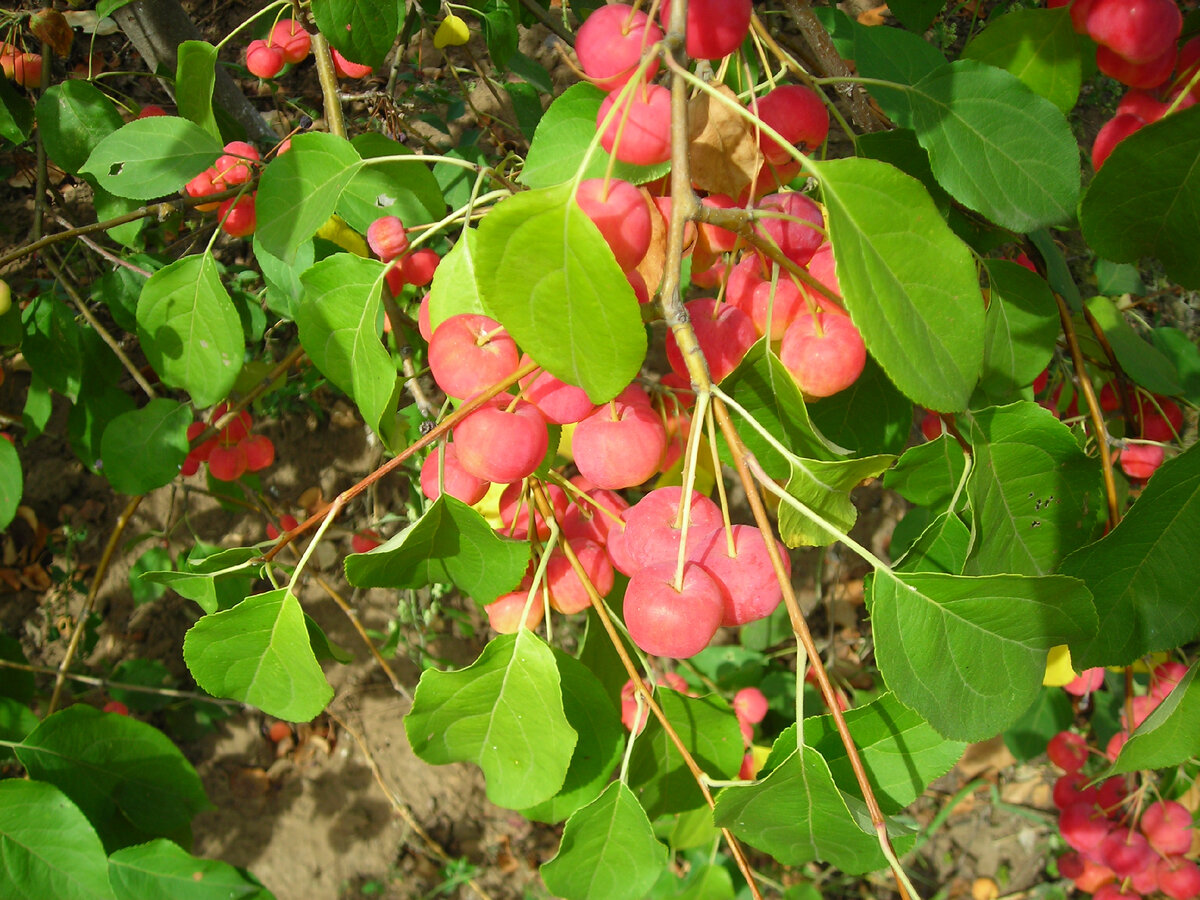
[1043,644,1077,686]
[434,14,471,49]
[315,214,369,257]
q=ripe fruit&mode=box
[622,486,723,569]
[1092,113,1147,170]
[575,178,653,270]
[1059,802,1110,853]
[665,298,757,381]
[401,248,440,287]
[1118,443,1164,481]
[351,531,382,554]
[2,52,43,89]
[367,215,410,261]
[218,194,257,237]
[331,48,372,79]
[576,4,663,92]
[1098,828,1155,878]
[485,589,545,633]
[572,401,668,490]
[214,141,260,185]
[452,399,549,484]
[1086,0,1181,65]
[660,0,753,60]
[420,444,488,505]
[520,368,595,425]
[1096,43,1177,90]
[1047,730,1089,772]
[697,524,790,626]
[207,442,248,481]
[733,687,768,724]
[755,192,825,267]
[598,82,672,166]
[752,85,830,163]
[241,433,275,472]
[246,39,285,79]
[428,314,519,400]
[267,721,292,742]
[102,700,130,716]
[1157,858,1200,900]
[269,19,311,64]
[624,561,724,658]
[779,310,867,398]
[185,167,223,211]
[546,538,614,613]
[1140,800,1194,856]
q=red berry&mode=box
[1140,800,1194,856]
[660,0,752,60]
[246,39,285,79]
[1118,443,1165,481]
[218,194,257,238]
[267,721,292,742]
[331,48,371,79]
[269,19,311,65]
[1047,731,1089,772]
[401,249,440,287]
[598,82,672,166]
[208,443,248,481]
[576,4,662,92]
[241,433,275,472]
[733,687,768,724]
[1059,802,1110,853]
[367,216,410,261]
[351,531,382,554]
[102,700,129,716]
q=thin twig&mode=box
[0,658,244,706]
[47,495,145,714]
[311,572,411,701]
[53,215,154,277]
[516,0,573,43]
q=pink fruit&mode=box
[1150,660,1188,701]
[102,700,129,715]
[572,402,668,490]
[1157,858,1200,900]
[420,444,488,505]
[1117,89,1170,122]
[217,194,257,237]
[1059,802,1110,853]
[624,561,724,658]
[1096,776,1129,814]
[726,254,768,311]
[1093,113,1148,170]
[575,178,653,270]
[214,141,260,185]
[752,85,830,163]
[520,367,595,425]
[733,687,768,724]
[137,104,167,118]
[1106,730,1129,761]
[1092,884,1142,900]
[367,215,410,261]
[1118,443,1165,481]
[698,193,740,253]
[1047,730,1089,772]
[351,530,381,554]
[485,588,545,634]
[184,167,223,212]
[428,314,519,400]
[697,524,790,626]
[779,310,867,398]
[660,0,752,60]
[576,4,662,92]
[208,442,248,481]
[598,82,672,166]
[246,39,285,79]
[1064,666,1105,696]
[270,18,311,65]
[496,481,567,540]
[1099,828,1156,878]
[1097,43,1177,90]
[1140,801,1194,856]
[744,272,807,341]
[561,487,629,546]
[241,433,275,471]
[622,486,723,569]
[1086,0,1182,64]
[401,248,440,286]
[1053,772,1100,810]
[452,399,549,484]
[754,192,825,267]
[331,48,372,79]
[546,538,615,613]
[665,297,757,382]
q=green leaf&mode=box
[1094,259,1145,297]
[1029,227,1081,311]
[803,692,967,814]
[857,128,951,217]
[714,746,900,874]
[894,510,972,574]
[0,697,39,759]
[1060,443,1200,668]
[0,634,35,702]
[129,545,173,605]
[978,259,1059,400]
[541,782,668,900]
[35,81,125,174]
[719,340,838,479]
[806,357,913,456]
[337,133,446,233]
[80,117,223,200]
[870,570,1097,740]
[778,454,896,548]
[474,182,646,402]
[109,658,176,712]
[143,546,260,615]
[405,630,576,809]
[0,75,34,145]
[505,82,544,140]
[851,20,947,127]
[0,780,115,900]
[0,435,22,533]
[520,650,625,823]
[345,496,529,603]
[100,399,191,495]
[23,295,83,401]
[1080,106,1200,289]
[305,614,354,665]
[256,132,363,263]
[522,83,672,188]
[1083,296,1181,396]
[908,59,1080,231]
[428,228,486,329]
[1111,663,1199,774]
[627,690,743,819]
[296,254,399,445]
[182,588,334,721]
[15,705,210,852]
[137,253,244,407]
[887,0,945,33]
[815,157,984,412]
[1003,686,1074,762]
[481,0,518,68]
[962,9,1082,113]
[175,41,219,140]
[1151,327,1200,405]
[311,0,400,68]
[21,374,52,441]
[963,402,1103,576]
[109,839,271,900]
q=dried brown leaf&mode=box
[688,84,763,198]
[31,8,73,58]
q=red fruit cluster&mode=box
[182,403,276,482]
[245,18,312,79]
[0,44,43,89]
[1057,0,1196,169]
[184,141,264,236]
[618,672,691,733]
[366,216,441,296]
[1099,381,1182,482]
[1047,659,1198,899]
